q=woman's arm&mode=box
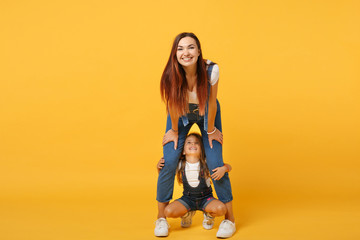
[162,104,180,150]
[207,80,218,133]
[168,104,180,132]
[224,163,232,172]
[207,81,223,148]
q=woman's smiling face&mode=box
[176,37,200,67]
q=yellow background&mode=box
[1,0,359,239]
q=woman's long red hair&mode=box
[160,32,208,116]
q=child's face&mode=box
[183,135,202,158]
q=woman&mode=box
[155,32,235,238]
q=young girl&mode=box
[156,133,232,236]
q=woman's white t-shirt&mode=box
[188,60,219,104]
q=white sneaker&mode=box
[202,212,215,230]
[181,211,196,228]
[154,218,169,237]
[216,219,236,238]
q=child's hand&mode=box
[211,166,227,180]
[157,158,165,173]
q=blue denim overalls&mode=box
[177,167,215,211]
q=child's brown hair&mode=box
[176,132,210,184]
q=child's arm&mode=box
[211,163,232,181]
[157,157,165,174]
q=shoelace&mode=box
[156,219,169,229]
[182,211,195,219]
[205,213,214,219]
[204,213,214,224]
[182,212,190,218]
[220,220,233,230]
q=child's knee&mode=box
[164,207,172,217]
[164,206,177,218]
[214,203,227,216]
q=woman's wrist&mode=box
[223,164,231,172]
[171,128,178,133]
[207,127,217,135]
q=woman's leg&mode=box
[224,201,235,222]
[157,115,192,218]
[164,201,189,218]
[200,100,235,222]
[204,199,227,217]
[157,202,169,219]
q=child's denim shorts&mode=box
[176,192,215,211]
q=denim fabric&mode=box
[177,166,215,211]
[156,99,233,203]
[181,165,212,197]
[177,193,215,211]
[181,63,215,132]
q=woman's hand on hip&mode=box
[208,127,223,149]
[162,129,179,150]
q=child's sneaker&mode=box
[154,218,169,237]
[181,211,196,228]
[216,219,236,238]
[202,212,215,230]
